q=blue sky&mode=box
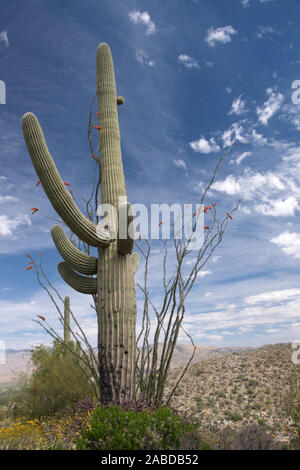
[0,0,300,350]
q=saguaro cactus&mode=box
[22,43,139,405]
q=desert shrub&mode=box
[285,364,300,449]
[212,424,282,450]
[76,405,199,450]
[14,341,97,418]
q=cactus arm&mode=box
[118,202,135,255]
[51,225,98,275]
[22,112,113,248]
[58,262,97,294]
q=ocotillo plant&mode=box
[22,43,139,405]
[63,296,71,345]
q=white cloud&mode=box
[235,151,251,164]
[212,169,285,200]
[205,26,237,47]
[241,0,250,6]
[128,10,156,35]
[135,49,155,67]
[0,195,18,203]
[256,26,279,39]
[0,214,31,237]
[245,288,300,305]
[251,129,268,145]
[256,196,299,217]
[0,30,9,47]
[197,270,212,278]
[222,122,249,147]
[225,87,232,94]
[270,231,300,258]
[178,54,199,69]
[228,96,247,116]
[256,88,284,125]
[173,159,187,170]
[190,137,220,154]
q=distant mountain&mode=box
[0,344,252,385]
[0,350,32,385]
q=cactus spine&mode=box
[22,43,139,405]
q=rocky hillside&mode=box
[164,342,299,446]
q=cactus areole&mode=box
[22,43,139,405]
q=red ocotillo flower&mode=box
[158,221,164,226]
[138,233,142,241]
[26,265,33,271]
[36,180,41,187]
[226,212,233,220]
[96,112,100,116]
[94,126,102,130]
[25,253,31,258]
[30,207,38,215]
[37,315,46,321]
[40,251,43,257]
[90,155,99,161]
[64,182,71,187]
[203,226,209,230]
[204,205,212,211]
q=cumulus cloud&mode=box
[128,10,156,35]
[256,88,284,125]
[178,54,199,69]
[214,170,285,198]
[205,26,237,47]
[0,30,9,47]
[256,196,299,217]
[270,231,300,258]
[190,137,220,154]
[228,96,248,116]
[0,214,31,237]
[197,270,212,278]
[222,122,249,147]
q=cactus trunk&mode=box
[96,44,136,404]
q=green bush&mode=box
[76,405,200,450]
[14,341,97,418]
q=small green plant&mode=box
[14,341,96,418]
[76,405,199,450]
